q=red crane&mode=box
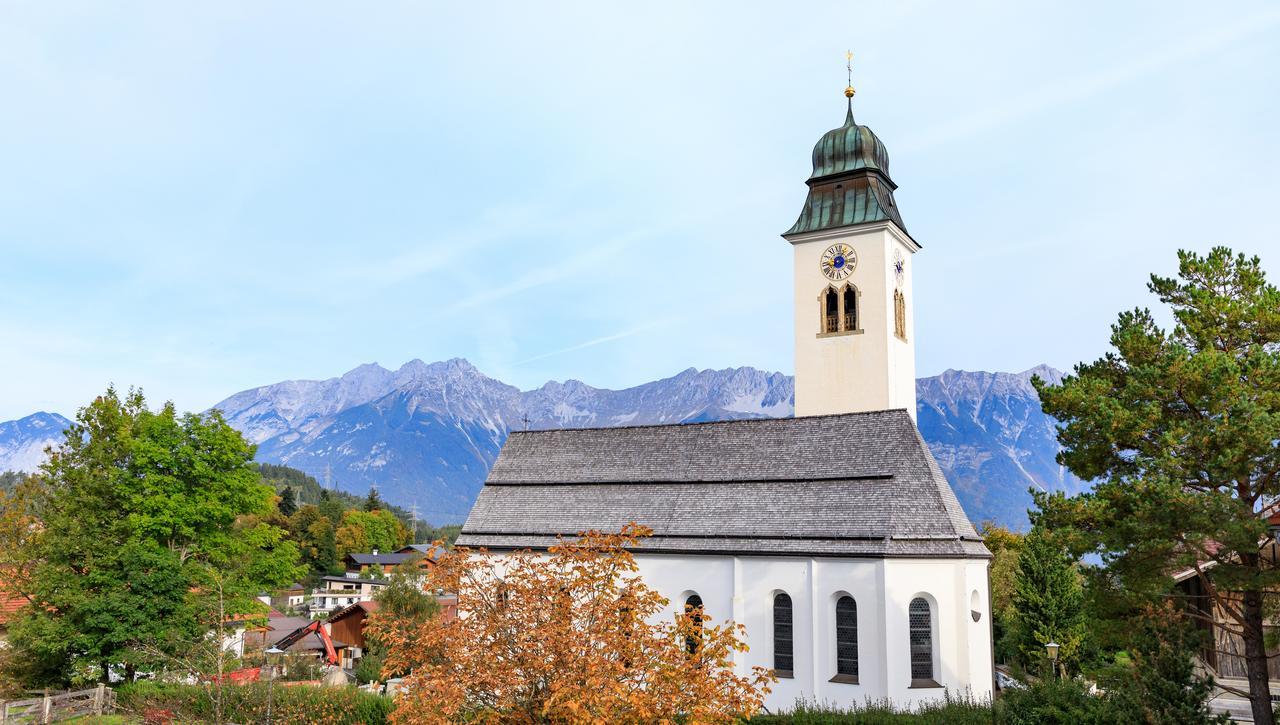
[274,620,341,667]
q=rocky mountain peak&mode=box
[0,411,72,474]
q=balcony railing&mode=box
[825,315,839,333]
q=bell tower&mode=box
[783,61,918,419]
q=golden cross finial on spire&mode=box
[844,50,856,99]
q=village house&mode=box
[308,575,389,616]
[342,548,433,579]
[1174,503,1280,697]
[325,593,459,672]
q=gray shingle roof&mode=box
[458,410,989,559]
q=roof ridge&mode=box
[508,408,912,436]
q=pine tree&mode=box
[1011,526,1086,676]
[1035,247,1280,724]
[278,485,297,517]
[363,487,383,512]
[317,489,345,525]
[1107,603,1229,724]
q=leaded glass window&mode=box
[684,594,704,654]
[836,595,858,679]
[909,597,934,682]
[773,593,793,675]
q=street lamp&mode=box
[1044,641,1060,679]
[265,646,284,725]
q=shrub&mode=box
[995,678,1109,725]
[117,681,392,724]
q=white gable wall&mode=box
[636,552,992,712]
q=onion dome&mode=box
[784,100,907,236]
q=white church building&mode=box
[457,82,994,711]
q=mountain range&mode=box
[0,360,1087,530]
[0,412,72,475]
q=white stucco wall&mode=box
[635,553,993,713]
[789,221,919,420]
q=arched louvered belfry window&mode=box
[823,287,839,333]
[842,285,858,332]
[909,597,936,685]
[773,592,794,677]
[894,289,907,340]
[832,595,858,683]
[684,594,704,654]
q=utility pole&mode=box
[410,500,420,544]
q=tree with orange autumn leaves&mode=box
[368,524,774,724]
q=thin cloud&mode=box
[438,232,641,317]
[899,8,1280,156]
[513,318,671,365]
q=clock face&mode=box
[820,243,857,281]
[893,249,905,287]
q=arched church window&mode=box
[684,593,704,654]
[773,592,794,677]
[909,597,936,685]
[618,588,637,669]
[823,288,839,333]
[842,285,858,332]
[894,289,907,340]
[832,595,858,683]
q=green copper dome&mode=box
[809,105,892,179]
[785,102,906,236]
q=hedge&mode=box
[116,681,392,725]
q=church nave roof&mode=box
[457,410,988,560]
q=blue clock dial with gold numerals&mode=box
[820,243,857,281]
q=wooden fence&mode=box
[0,685,114,723]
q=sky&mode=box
[1,1,1279,421]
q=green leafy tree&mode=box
[6,388,304,687]
[278,486,297,517]
[289,504,340,574]
[357,559,440,684]
[335,508,408,557]
[1034,247,1280,723]
[1010,526,1086,676]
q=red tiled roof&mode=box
[0,575,28,626]
[0,592,25,625]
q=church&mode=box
[457,76,994,710]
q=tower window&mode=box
[842,285,858,332]
[894,289,907,340]
[823,288,839,333]
[773,592,794,677]
[831,595,858,683]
